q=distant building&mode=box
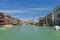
[0,12,5,25]
[38,12,55,26]
[47,12,54,26]
[4,15,12,24]
[32,18,39,25]
[12,18,20,25]
[0,12,20,25]
[39,16,47,26]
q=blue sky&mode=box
[0,0,60,20]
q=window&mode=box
[58,8,60,11]
[0,20,4,22]
[57,13,60,18]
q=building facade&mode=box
[54,5,60,26]
[39,16,47,26]
[47,12,54,26]
[0,12,20,25]
[0,12,5,25]
[12,18,20,25]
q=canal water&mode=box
[0,25,60,40]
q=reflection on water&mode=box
[0,25,60,40]
[0,25,12,30]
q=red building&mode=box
[0,12,5,25]
[0,12,21,25]
[0,12,12,25]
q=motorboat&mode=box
[55,26,60,31]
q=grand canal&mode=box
[0,25,60,40]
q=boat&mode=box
[54,26,60,31]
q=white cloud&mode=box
[0,10,24,13]
[0,7,52,14]
[26,8,52,10]
[20,18,35,20]
[0,7,52,20]
[0,10,35,14]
